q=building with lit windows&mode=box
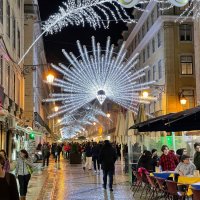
[116,1,196,150]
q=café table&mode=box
[178,176,200,196]
[152,171,177,179]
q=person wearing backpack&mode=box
[15,149,34,200]
[0,154,19,200]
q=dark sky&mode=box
[38,0,133,65]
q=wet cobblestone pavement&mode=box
[27,157,134,200]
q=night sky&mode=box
[38,0,133,65]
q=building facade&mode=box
[117,1,196,151]
[24,0,52,148]
[0,0,25,159]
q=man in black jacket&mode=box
[194,142,200,171]
[99,140,117,191]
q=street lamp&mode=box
[179,91,187,105]
[57,119,61,123]
[142,91,149,98]
[47,74,54,83]
[180,96,187,105]
[106,113,111,118]
[93,122,96,125]
[54,106,59,112]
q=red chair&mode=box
[145,174,159,200]
[132,171,143,196]
[191,188,200,200]
[165,180,188,200]
[154,177,168,200]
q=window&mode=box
[143,49,145,63]
[135,36,137,47]
[152,38,155,53]
[147,44,150,58]
[180,56,193,75]
[153,65,156,80]
[157,31,161,47]
[18,0,20,8]
[151,10,155,25]
[13,16,16,49]
[8,65,10,96]
[0,55,3,85]
[0,0,3,24]
[142,25,145,38]
[179,24,192,41]
[158,60,162,79]
[147,19,149,32]
[138,31,141,43]
[13,73,15,101]
[6,1,10,37]
[157,4,160,18]
[17,28,20,57]
[147,70,151,81]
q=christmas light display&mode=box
[43,36,156,117]
[58,104,108,138]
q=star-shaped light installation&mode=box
[43,36,156,117]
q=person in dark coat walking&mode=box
[99,140,117,191]
[91,142,101,173]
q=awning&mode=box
[130,106,200,132]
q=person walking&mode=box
[0,155,19,200]
[92,142,101,173]
[55,144,62,163]
[15,149,35,200]
[99,140,117,191]
[0,150,10,172]
[83,142,92,170]
[42,143,50,167]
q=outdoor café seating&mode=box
[191,188,200,200]
[132,170,200,200]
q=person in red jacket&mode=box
[159,145,179,171]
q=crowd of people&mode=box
[136,142,200,177]
[1,140,200,199]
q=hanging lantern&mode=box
[168,0,189,7]
[118,0,140,8]
[96,90,106,105]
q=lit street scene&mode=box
[1,0,200,200]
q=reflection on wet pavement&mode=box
[27,158,134,200]
[52,159,133,200]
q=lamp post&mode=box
[179,91,187,106]
[46,74,54,83]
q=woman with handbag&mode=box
[15,149,34,200]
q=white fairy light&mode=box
[58,104,108,138]
[44,36,156,117]
[42,0,136,34]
